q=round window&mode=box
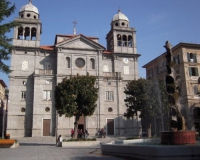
[34,15,37,19]
[121,22,125,26]
[45,107,50,112]
[27,14,31,17]
[115,23,118,26]
[21,14,24,18]
[21,107,26,112]
[75,58,85,68]
[108,107,113,112]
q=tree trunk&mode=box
[72,115,80,139]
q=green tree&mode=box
[0,0,19,73]
[124,78,168,137]
[54,73,98,139]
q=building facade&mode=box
[143,42,200,133]
[7,2,141,137]
[0,79,8,137]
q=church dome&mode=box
[20,1,39,14]
[112,10,129,22]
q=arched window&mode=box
[128,35,133,47]
[117,34,121,46]
[66,57,70,68]
[122,35,127,47]
[90,58,95,69]
[24,27,30,40]
[31,27,37,40]
[17,27,24,39]
[187,52,197,63]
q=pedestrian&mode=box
[71,129,74,137]
[57,135,62,144]
[85,129,89,139]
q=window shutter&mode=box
[195,68,199,76]
[173,57,176,63]
[188,67,192,76]
[194,54,197,63]
[187,53,190,62]
[177,55,180,64]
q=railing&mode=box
[39,69,53,75]
[190,76,198,81]
[103,72,122,80]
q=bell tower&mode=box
[13,0,42,47]
[106,10,137,54]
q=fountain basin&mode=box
[160,131,196,145]
[101,138,200,160]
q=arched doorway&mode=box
[193,107,200,133]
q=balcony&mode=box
[103,72,122,80]
[34,69,53,75]
[190,76,198,81]
[39,69,53,75]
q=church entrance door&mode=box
[43,119,51,136]
[107,119,114,135]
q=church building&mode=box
[7,1,141,137]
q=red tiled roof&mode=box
[55,34,105,49]
[40,45,54,51]
[103,50,113,54]
[56,34,99,40]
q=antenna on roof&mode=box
[73,21,77,35]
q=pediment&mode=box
[55,35,105,50]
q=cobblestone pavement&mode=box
[0,136,138,160]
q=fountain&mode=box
[101,41,200,159]
[160,41,196,145]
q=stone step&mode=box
[14,137,57,143]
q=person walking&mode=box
[71,129,74,137]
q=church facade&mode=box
[7,1,141,137]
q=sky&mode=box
[1,0,200,88]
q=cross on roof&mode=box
[73,21,77,27]
[73,21,77,35]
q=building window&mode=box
[156,66,159,75]
[45,62,51,70]
[21,91,26,100]
[187,52,197,63]
[90,58,95,69]
[173,54,180,64]
[176,69,180,75]
[43,90,52,100]
[188,67,199,76]
[124,66,129,75]
[128,35,133,47]
[66,57,71,68]
[105,91,114,101]
[22,61,28,71]
[117,34,122,46]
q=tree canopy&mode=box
[54,73,99,118]
[0,0,19,73]
[124,78,168,119]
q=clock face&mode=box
[123,58,129,64]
